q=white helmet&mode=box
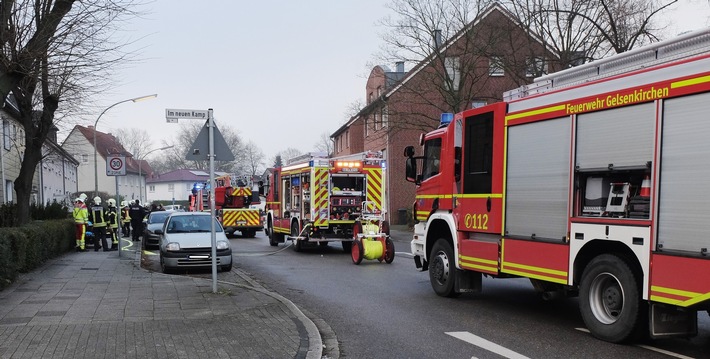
[79,193,88,202]
[93,196,102,205]
[107,198,116,207]
[120,201,128,207]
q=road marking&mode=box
[574,328,694,359]
[446,331,529,359]
[395,252,414,257]
[142,250,158,256]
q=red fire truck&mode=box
[404,29,710,342]
[189,174,263,237]
[264,151,387,251]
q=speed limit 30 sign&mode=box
[106,155,126,176]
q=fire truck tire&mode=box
[268,221,279,246]
[384,237,395,264]
[342,240,353,253]
[579,254,643,343]
[351,239,364,264]
[292,222,302,252]
[430,239,458,297]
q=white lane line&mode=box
[575,328,694,359]
[636,345,695,359]
[446,331,530,359]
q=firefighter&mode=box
[72,197,89,252]
[88,196,109,251]
[128,199,147,242]
[106,198,119,251]
[121,201,131,237]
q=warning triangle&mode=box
[185,120,236,161]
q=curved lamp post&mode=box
[138,145,174,203]
[93,94,157,198]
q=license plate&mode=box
[237,221,247,225]
[188,255,209,259]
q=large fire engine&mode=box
[404,28,710,343]
[189,174,263,237]
[264,151,387,251]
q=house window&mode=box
[368,92,373,104]
[345,130,349,148]
[374,112,380,130]
[526,57,547,77]
[168,184,174,191]
[3,120,9,150]
[382,107,388,128]
[149,185,155,193]
[377,86,382,97]
[445,57,460,91]
[489,56,504,77]
[365,117,369,137]
[81,154,88,163]
[5,180,13,203]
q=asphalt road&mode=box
[141,230,710,358]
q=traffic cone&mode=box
[640,175,651,197]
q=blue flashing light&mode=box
[193,182,203,191]
[440,113,454,127]
[381,161,387,170]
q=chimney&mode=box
[396,61,405,73]
[433,29,442,48]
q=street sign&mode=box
[106,155,126,176]
[186,119,235,161]
[165,108,208,120]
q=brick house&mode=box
[331,3,559,224]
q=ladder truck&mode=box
[404,28,710,342]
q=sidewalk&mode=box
[0,244,322,359]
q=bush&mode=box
[0,219,75,290]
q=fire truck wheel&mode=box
[351,239,364,264]
[384,237,395,264]
[268,221,279,246]
[579,254,643,343]
[430,239,458,297]
[292,222,302,252]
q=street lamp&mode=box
[93,94,157,198]
[138,145,174,203]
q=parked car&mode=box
[162,204,184,211]
[143,210,174,249]
[157,212,233,273]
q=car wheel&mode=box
[222,262,233,272]
[160,254,172,274]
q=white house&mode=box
[145,169,227,205]
[39,128,80,206]
[62,125,152,201]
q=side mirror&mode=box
[154,229,163,235]
[403,146,415,158]
[406,157,418,183]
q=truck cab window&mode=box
[422,138,442,180]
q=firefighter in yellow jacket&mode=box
[72,197,88,252]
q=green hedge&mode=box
[0,219,75,290]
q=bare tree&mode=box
[313,131,333,156]
[156,121,246,174]
[274,147,304,166]
[243,141,265,177]
[0,0,144,224]
[114,128,153,161]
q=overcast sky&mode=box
[57,0,710,166]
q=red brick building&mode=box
[331,4,559,224]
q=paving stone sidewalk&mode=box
[0,247,320,359]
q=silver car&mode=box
[157,212,233,273]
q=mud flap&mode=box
[650,303,697,339]
[455,268,481,293]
